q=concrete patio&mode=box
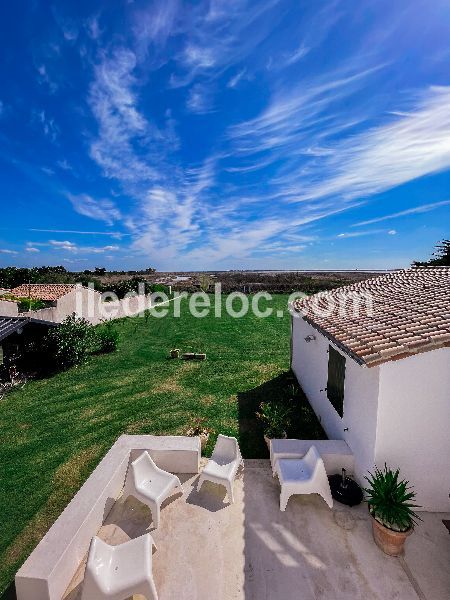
[62,459,449,600]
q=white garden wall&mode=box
[25,286,154,325]
[376,347,450,512]
[0,299,19,317]
[15,435,200,600]
[291,316,380,481]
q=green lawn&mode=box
[0,294,324,594]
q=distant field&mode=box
[0,294,324,594]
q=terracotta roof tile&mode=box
[293,267,450,367]
[10,284,77,301]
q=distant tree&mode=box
[145,267,156,274]
[413,239,450,267]
[94,267,107,276]
[0,266,71,288]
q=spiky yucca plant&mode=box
[364,465,421,532]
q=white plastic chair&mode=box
[122,451,182,528]
[197,434,243,503]
[81,533,158,600]
[275,445,333,511]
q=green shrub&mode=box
[256,400,293,438]
[96,321,119,353]
[364,464,421,532]
[17,297,47,311]
[45,313,95,370]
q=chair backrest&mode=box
[87,536,114,573]
[212,434,240,463]
[303,445,323,475]
[131,451,158,483]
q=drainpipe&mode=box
[289,312,294,369]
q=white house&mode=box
[3,283,154,324]
[291,267,450,512]
[7,284,102,324]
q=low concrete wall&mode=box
[15,435,200,600]
[0,299,19,317]
[270,439,354,475]
[26,307,58,322]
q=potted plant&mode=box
[364,464,421,556]
[186,417,211,451]
[170,348,180,359]
[256,401,292,450]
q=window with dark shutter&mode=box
[327,345,346,417]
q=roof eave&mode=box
[299,314,369,368]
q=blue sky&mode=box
[1,0,450,271]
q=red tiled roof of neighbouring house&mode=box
[10,284,77,301]
[292,267,450,367]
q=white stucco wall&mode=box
[291,315,380,482]
[19,286,156,325]
[0,299,19,317]
[376,347,450,512]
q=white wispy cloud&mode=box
[353,199,450,226]
[293,86,450,203]
[226,75,450,239]
[227,68,247,89]
[56,159,73,171]
[186,83,216,113]
[41,166,55,176]
[283,43,310,67]
[25,247,40,253]
[48,240,120,254]
[49,240,77,251]
[168,0,282,88]
[86,14,102,40]
[67,193,121,225]
[32,109,60,142]
[51,7,79,42]
[337,229,396,239]
[89,48,157,183]
[36,64,58,93]
[132,0,179,56]
[0,249,18,255]
[29,228,127,238]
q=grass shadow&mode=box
[237,370,326,459]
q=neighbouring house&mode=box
[291,267,450,511]
[4,283,103,324]
[1,282,154,324]
[0,316,57,380]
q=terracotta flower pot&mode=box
[371,516,412,556]
[264,431,287,451]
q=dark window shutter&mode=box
[327,345,346,417]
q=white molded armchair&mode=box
[81,533,158,600]
[122,451,182,528]
[275,445,333,511]
[197,434,243,503]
